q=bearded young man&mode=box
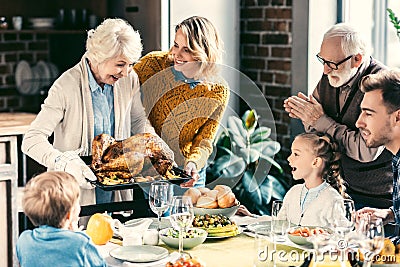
[355,70,400,238]
[284,23,392,209]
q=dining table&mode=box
[96,215,316,267]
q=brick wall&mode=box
[240,0,292,161]
[0,31,50,112]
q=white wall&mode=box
[307,0,337,94]
[291,0,337,136]
[164,0,240,122]
[166,0,240,69]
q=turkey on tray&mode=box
[90,133,179,184]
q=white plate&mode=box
[29,17,55,29]
[109,245,169,263]
[15,60,32,95]
[36,61,51,87]
[246,220,272,233]
[30,66,40,94]
[47,62,59,80]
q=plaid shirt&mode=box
[392,150,400,224]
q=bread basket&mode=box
[193,201,240,218]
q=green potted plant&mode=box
[206,109,290,215]
[388,8,400,40]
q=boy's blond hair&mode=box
[22,171,80,228]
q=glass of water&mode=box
[254,226,275,267]
[271,200,290,242]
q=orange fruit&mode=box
[86,213,114,245]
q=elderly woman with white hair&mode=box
[22,18,167,207]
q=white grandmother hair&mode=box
[85,18,142,64]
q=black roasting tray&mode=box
[87,167,191,191]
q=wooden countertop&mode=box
[0,112,36,136]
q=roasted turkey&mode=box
[90,133,174,179]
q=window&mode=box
[344,0,400,68]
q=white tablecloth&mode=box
[97,215,321,266]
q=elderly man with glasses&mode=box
[284,23,392,210]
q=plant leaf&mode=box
[269,175,288,200]
[250,140,281,156]
[241,171,262,205]
[259,177,273,204]
[210,154,246,178]
[259,154,283,173]
[217,146,235,156]
[215,132,232,149]
[226,129,247,148]
[250,126,272,143]
[227,115,247,138]
[388,8,400,39]
[237,147,260,163]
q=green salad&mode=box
[164,228,205,238]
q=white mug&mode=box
[12,16,22,30]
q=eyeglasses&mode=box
[316,54,353,70]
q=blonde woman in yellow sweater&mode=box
[134,16,230,187]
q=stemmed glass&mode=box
[330,199,356,266]
[355,215,385,267]
[149,181,171,231]
[331,199,356,237]
[170,196,194,256]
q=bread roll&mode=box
[214,185,232,194]
[198,187,211,195]
[204,189,219,200]
[184,188,201,205]
[196,196,219,209]
[217,192,236,208]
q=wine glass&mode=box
[149,181,171,231]
[331,199,356,237]
[170,196,194,256]
[355,215,385,267]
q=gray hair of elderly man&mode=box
[85,18,143,65]
[323,22,371,64]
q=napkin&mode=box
[122,252,181,267]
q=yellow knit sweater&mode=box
[133,51,230,170]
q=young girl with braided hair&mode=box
[278,132,348,227]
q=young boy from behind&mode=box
[17,171,106,267]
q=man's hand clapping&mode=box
[283,92,325,126]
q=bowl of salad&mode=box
[160,228,208,249]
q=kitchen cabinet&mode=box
[0,112,36,267]
[0,135,18,267]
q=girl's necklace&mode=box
[298,183,329,226]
